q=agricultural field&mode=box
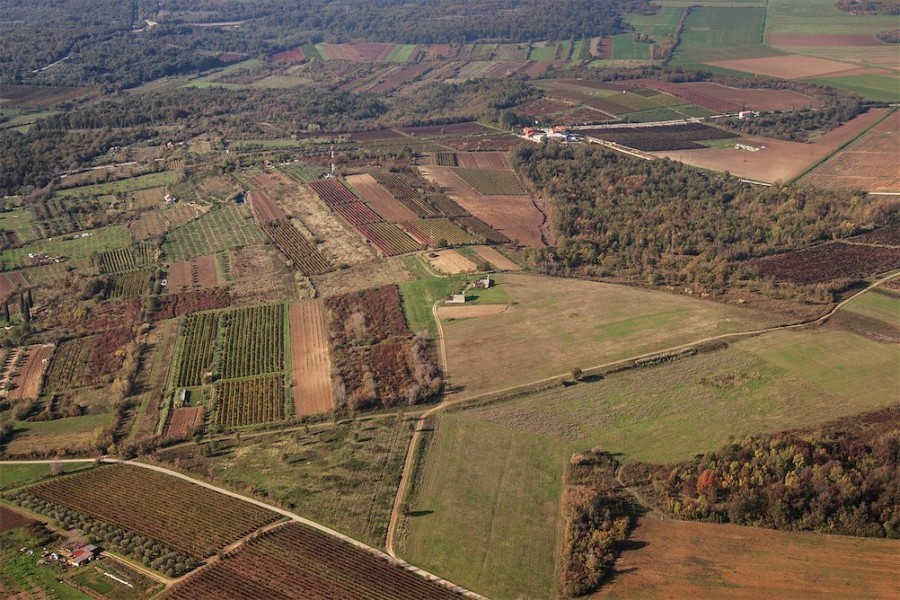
[801,109,900,193]
[103,268,151,299]
[215,374,286,427]
[356,222,422,256]
[259,219,332,275]
[471,245,520,271]
[247,189,287,222]
[427,249,477,275]
[746,241,900,284]
[345,173,419,222]
[1,224,130,270]
[672,6,772,67]
[219,303,285,379]
[334,202,383,225]
[308,178,359,207]
[53,172,178,199]
[5,344,53,402]
[94,242,156,274]
[439,273,781,399]
[171,311,218,388]
[451,168,526,195]
[651,107,890,183]
[289,300,333,415]
[582,123,737,151]
[399,218,478,247]
[17,464,280,561]
[165,522,462,599]
[162,204,265,261]
[165,255,220,292]
[4,413,115,457]
[45,330,131,391]
[596,517,900,599]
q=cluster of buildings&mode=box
[521,126,583,142]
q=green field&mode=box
[1,225,130,270]
[766,0,899,34]
[673,6,775,65]
[440,273,782,399]
[54,171,177,198]
[0,463,95,490]
[6,413,115,457]
[159,417,412,547]
[0,527,90,600]
[0,207,40,243]
[843,288,899,328]
[386,44,417,62]
[807,74,900,103]
[609,34,652,60]
[162,204,264,260]
[402,414,570,600]
[528,42,559,60]
[398,274,468,336]
[403,326,899,598]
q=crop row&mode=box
[96,242,156,274]
[25,464,280,559]
[453,216,511,244]
[355,222,421,256]
[433,152,459,167]
[105,269,151,299]
[215,374,285,428]
[581,123,736,152]
[172,312,218,388]
[454,168,526,195]
[426,194,469,217]
[219,304,285,380]
[399,218,477,246]
[334,202,383,225]
[164,523,463,599]
[162,205,265,261]
[308,178,358,206]
[260,219,331,275]
[370,171,419,200]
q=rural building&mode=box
[477,276,493,289]
[62,544,99,567]
[446,294,466,304]
[738,111,758,120]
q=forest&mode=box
[622,408,899,538]
[513,143,897,293]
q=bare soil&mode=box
[428,250,477,275]
[472,245,521,271]
[311,257,414,298]
[229,245,296,305]
[289,300,334,415]
[345,174,418,222]
[437,304,509,319]
[706,55,875,79]
[8,344,53,401]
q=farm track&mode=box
[384,269,900,559]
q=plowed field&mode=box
[289,300,333,415]
[165,406,205,440]
[472,245,520,271]
[345,174,418,222]
[7,344,53,401]
[248,189,287,223]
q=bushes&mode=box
[558,450,633,598]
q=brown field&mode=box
[437,304,509,319]
[289,300,333,415]
[441,273,780,399]
[130,186,168,210]
[248,189,287,223]
[0,505,35,532]
[345,174,418,222]
[166,255,220,292]
[7,344,54,401]
[706,55,868,80]
[595,517,900,599]
[652,108,890,183]
[278,185,374,266]
[164,406,205,440]
[312,257,415,298]
[229,245,296,305]
[674,82,821,112]
[768,33,882,47]
[0,271,29,299]
[428,249,477,275]
[801,110,900,193]
[472,245,521,271]
[419,166,545,246]
[455,152,511,169]
[128,203,206,240]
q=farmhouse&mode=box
[61,543,99,567]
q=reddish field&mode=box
[289,300,333,415]
[706,55,866,79]
[165,406,205,440]
[7,344,53,401]
[259,220,331,276]
[595,517,900,599]
[334,202,383,226]
[0,272,29,299]
[768,33,882,46]
[166,256,220,292]
[747,241,900,284]
[398,122,495,137]
[454,216,511,244]
[349,129,405,142]
[26,465,279,560]
[440,135,523,152]
[653,108,890,183]
[455,152,510,169]
[345,174,418,222]
[308,179,359,206]
[0,505,35,532]
[451,195,545,247]
[151,288,231,320]
[248,189,287,223]
[355,222,422,256]
[643,81,822,112]
[271,47,305,63]
[164,522,464,600]
[513,98,575,118]
[802,110,900,193]
[368,63,432,94]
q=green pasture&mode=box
[1,225,130,270]
[610,34,652,60]
[53,171,177,198]
[766,0,899,34]
[387,44,418,62]
[843,288,899,328]
[806,74,899,103]
[673,6,775,65]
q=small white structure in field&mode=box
[738,111,758,120]
[476,276,492,289]
[446,294,466,305]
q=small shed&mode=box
[477,276,492,289]
[446,294,466,305]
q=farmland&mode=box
[596,517,900,599]
[259,219,332,275]
[308,178,359,206]
[399,218,477,246]
[582,123,737,151]
[219,304,284,379]
[453,168,526,195]
[289,300,333,415]
[746,241,900,284]
[247,189,287,222]
[164,405,205,440]
[356,222,422,256]
[17,464,280,562]
[1,224,130,270]
[215,375,286,427]
[439,273,781,399]
[44,330,131,391]
[171,311,218,388]
[5,344,53,401]
[162,204,265,261]
[165,255,220,292]
[104,268,151,299]
[345,173,418,222]
[165,522,463,599]
[672,6,772,66]
[95,242,156,274]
